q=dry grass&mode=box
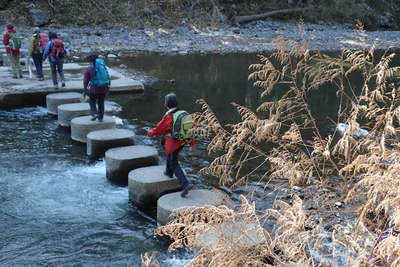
[142,24,400,266]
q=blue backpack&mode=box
[91,58,110,87]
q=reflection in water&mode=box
[112,53,340,134]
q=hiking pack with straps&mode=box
[9,33,21,50]
[171,110,194,141]
[50,39,65,58]
[35,33,48,53]
[90,58,110,87]
[33,33,47,53]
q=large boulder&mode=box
[29,9,50,26]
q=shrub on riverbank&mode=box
[147,25,400,265]
[1,0,399,29]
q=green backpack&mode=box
[9,33,22,50]
[172,110,194,141]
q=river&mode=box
[0,52,346,266]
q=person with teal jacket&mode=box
[83,53,110,122]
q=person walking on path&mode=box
[2,24,22,79]
[28,28,48,81]
[147,93,195,197]
[83,53,110,122]
[43,32,66,89]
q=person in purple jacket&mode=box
[83,53,110,122]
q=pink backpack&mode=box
[39,33,49,50]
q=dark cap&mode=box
[7,24,14,30]
[49,32,58,39]
[164,93,178,108]
[86,53,98,64]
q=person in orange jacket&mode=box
[147,93,195,197]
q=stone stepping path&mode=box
[39,78,232,248]
[128,165,181,207]
[58,102,117,127]
[46,92,82,115]
[157,189,227,225]
[87,128,135,158]
[105,145,159,185]
[71,115,116,143]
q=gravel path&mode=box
[2,21,400,57]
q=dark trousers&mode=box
[166,147,189,188]
[32,53,43,78]
[89,93,105,119]
[49,58,64,85]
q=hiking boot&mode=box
[180,184,193,198]
[98,118,103,122]
[19,74,23,78]
[12,75,18,79]
[54,84,59,90]
[163,171,173,178]
[38,77,44,81]
[61,81,66,87]
[90,115,98,121]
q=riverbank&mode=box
[2,21,400,57]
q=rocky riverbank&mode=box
[2,20,400,58]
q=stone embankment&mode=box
[0,46,144,109]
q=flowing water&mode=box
[0,53,342,266]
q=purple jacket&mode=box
[83,66,108,94]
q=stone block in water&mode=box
[46,92,82,115]
[58,102,116,127]
[86,128,135,158]
[70,115,115,143]
[105,145,159,185]
[157,189,227,226]
[128,165,181,208]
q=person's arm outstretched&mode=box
[148,115,173,137]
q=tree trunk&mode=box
[233,7,311,25]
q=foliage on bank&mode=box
[0,0,399,29]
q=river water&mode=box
[0,53,341,266]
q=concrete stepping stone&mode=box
[87,128,135,158]
[128,165,181,208]
[70,115,115,143]
[46,92,82,115]
[157,189,227,225]
[105,145,159,185]
[58,102,117,127]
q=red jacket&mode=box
[3,29,20,55]
[148,109,195,155]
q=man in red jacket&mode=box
[2,24,22,79]
[148,93,195,197]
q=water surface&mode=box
[1,52,345,266]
